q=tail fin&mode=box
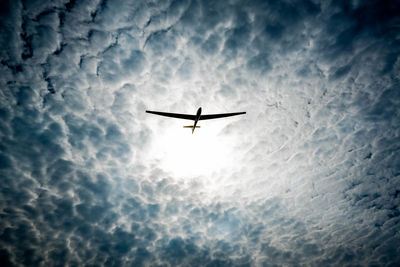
[183,126,200,128]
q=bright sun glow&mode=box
[147,119,239,179]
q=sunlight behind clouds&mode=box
[146,116,242,179]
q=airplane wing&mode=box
[200,112,246,120]
[146,110,196,120]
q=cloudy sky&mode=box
[1,0,399,266]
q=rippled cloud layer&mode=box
[0,0,399,265]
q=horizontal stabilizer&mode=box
[183,126,200,128]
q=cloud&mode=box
[0,0,399,266]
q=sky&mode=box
[0,0,399,266]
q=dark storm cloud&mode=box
[1,0,400,266]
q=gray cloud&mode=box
[0,0,399,266]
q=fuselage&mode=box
[192,107,202,133]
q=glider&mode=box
[146,107,246,134]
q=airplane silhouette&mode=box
[146,107,246,134]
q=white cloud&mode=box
[0,0,399,265]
